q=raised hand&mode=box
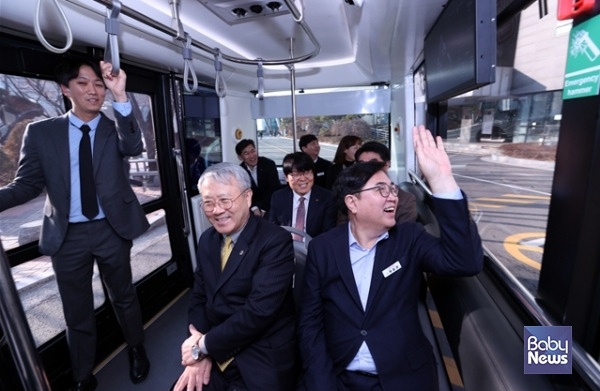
[412,125,458,194]
[100,61,128,102]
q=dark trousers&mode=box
[52,219,143,381]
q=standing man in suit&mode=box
[269,152,336,240]
[297,125,483,391]
[173,162,298,391]
[235,139,280,218]
[0,58,150,390]
[299,134,331,188]
[355,141,417,224]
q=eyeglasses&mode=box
[288,170,313,179]
[201,190,248,213]
[352,183,399,198]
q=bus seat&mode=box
[427,265,556,390]
[280,226,312,310]
[399,181,440,237]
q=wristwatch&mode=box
[191,342,206,361]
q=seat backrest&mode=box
[399,181,440,237]
[280,226,312,310]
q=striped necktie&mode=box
[293,196,305,241]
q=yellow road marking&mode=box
[470,203,504,209]
[476,197,534,204]
[503,232,544,270]
[502,194,550,200]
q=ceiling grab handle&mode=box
[182,34,198,93]
[34,0,73,53]
[214,49,227,98]
[104,0,121,76]
[169,0,198,93]
[257,60,264,100]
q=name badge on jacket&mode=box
[382,261,402,278]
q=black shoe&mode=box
[71,375,97,391]
[128,345,150,384]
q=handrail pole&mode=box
[0,243,51,391]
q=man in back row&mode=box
[269,152,337,240]
[299,134,332,189]
[236,139,280,218]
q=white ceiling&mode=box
[0,0,446,93]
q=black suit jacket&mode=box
[189,214,298,389]
[240,156,280,214]
[0,111,149,255]
[297,195,483,391]
[313,157,332,189]
[269,185,336,238]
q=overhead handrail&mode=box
[291,0,304,22]
[90,0,320,67]
[257,60,265,100]
[34,0,73,53]
[104,0,121,76]
[214,49,227,98]
[408,169,433,196]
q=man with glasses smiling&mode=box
[172,162,298,391]
[297,125,483,391]
[269,152,337,240]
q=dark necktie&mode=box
[293,196,305,241]
[79,125,98,220]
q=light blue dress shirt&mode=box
[68,102,131,222]
[345,226,389,374]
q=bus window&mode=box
[183,90,223,195]
[432,2,568,295]
[0,74,64,250]
[256,113,390,166]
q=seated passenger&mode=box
[172,162,298,391]
[235,139,281,218]
[297,126,484,391]
[355,141,417,224]
[325,135,362,190]
[270,152,337,240]
[299,134,332,188]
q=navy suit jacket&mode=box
[189,214,299,389]
[269,185,336,238]
[240,156,281,214]
[313,157,332,189]
[297,195,483,391]
[0,111,149,255]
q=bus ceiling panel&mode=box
[2,0,449,93]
